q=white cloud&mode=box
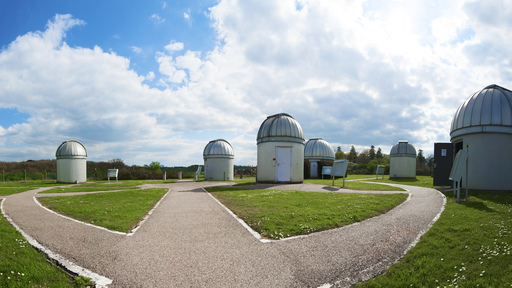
[145,71,155,81]
[131,46,143,54]
[150,14,165,25]
[164,41,184,52]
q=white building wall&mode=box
[389,157,416,178]
[57,158,87,183]
[452,133,512,191]
[204,157,234,181]
[257,141,304,183]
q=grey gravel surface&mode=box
[1,180,445,287]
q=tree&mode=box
[149,161,162,173]
[417,149,426,165]
[336,146,342,152]
[335,150,346,160]
[369,145,376,160]
[347,145,358,162]
[376,148,383,159]
[357,149,371,164]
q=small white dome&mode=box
[55,140,87,158]
[304,138,335,160]
[390,141,416,158]
[257,113,305,144]
[451,84,512,140]
[203,139,234,158]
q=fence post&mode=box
[163,171,166,181]
[2,170,4,183]
[24,169,27,182]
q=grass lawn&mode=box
[0,202,92,287]
[0,188,35,196]
[0,180,68,188]
[356,190,512,287]
[39,186,137,194]
[37,188,168,233]
[304,178,405,191]
[208,186,408,240]
[365,175,439,188]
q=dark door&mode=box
[433,142,454,186]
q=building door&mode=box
[310,161,318,178]
[433,142,454,186]
[276,147,292,182]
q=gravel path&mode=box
[1,181,445,287]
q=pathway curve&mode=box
[1,181,445,287]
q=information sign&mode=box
[331,159,348,187]
[321,166,332,179]
[375,165,385,179]
[107,169,118,182]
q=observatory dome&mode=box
[451,84,512,140]
[390,141,416,158]
[304,138,335,160]
[55,140,87,158]
[257,113,304,144]
[203,139,234,158]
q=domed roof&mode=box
[257,113,305,144]
[304,138,335,160]
[56,140,87,158]
[451,84,512,140]
[203,139,234,158]
[390,141,416,158]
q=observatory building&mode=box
[203,139,234,181]
[304,138,335,178]
[450,84,512,191]
[389,141,416,179]
[256,113,305,183]
[55,140,87,183]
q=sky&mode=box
[1,0,511,167]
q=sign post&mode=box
[321,166,332,179]
[375,165,385,179]
[331,159,349,187]
[107,169,118,182]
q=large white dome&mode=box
[390,141,416,158]
[257,113,304,144]
[451,84,512,140]
[304,138,335,160]
[203,139,234,158]
[55,140,87,158]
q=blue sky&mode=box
[1,0,511,166]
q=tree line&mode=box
[0,159,257,181]
[335,145,434,176]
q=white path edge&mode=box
[1,198,113,288]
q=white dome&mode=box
[304,138,335,160]
[451,84,512,140]
[390,141,416,158]
[203,139,234,158]
[257,113,305,144]
[55,140,87,158]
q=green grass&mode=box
[37,188,168,233]
[356,190,512,287]
[0,188,35,196]
[0,180,67,188]
[0,206,89,287]
[304,178,405,191]
[365,175,437,188]
[208,187,408,240]
[40,186,136,193]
